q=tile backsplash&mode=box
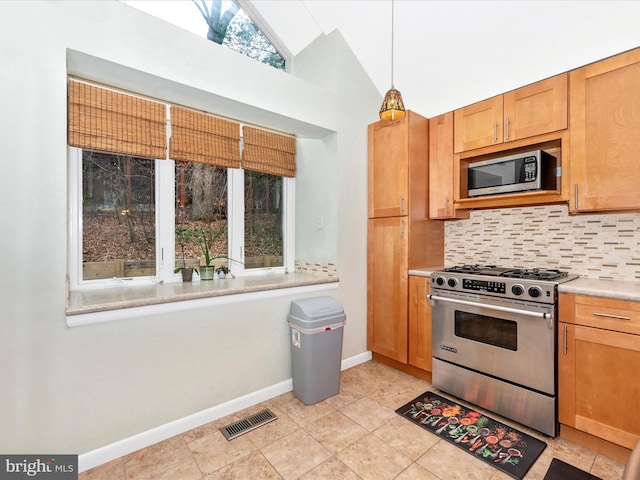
[295,261,338,278]
[445,205,640,281]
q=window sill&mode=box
[66,273,339,327]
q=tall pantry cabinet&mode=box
[367,111,444,365]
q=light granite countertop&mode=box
[558,277,640,302]
[408,267,444,278]
[67,272,339,316]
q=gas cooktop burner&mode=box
[443,264,495,273]
[504,268,568,280]
[443,265,570,281]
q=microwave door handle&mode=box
[428,294,549,319]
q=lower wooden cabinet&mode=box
[558,293,640,449]
[367,217,408,363]
[408,275,432,372]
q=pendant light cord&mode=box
[390,0,395,88]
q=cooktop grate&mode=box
[220,409,278,440]
[443,265,569,280]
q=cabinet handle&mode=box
[400,219,405,237]
[574,184,579,209]
[493,121,498,143]
[505,117,510,140]
[563,325,567,355]
[593,312,631,321]
[400,196,405,215]
[445,197,450,216]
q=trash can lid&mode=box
[288,296,345,327]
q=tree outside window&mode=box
[82,151,156,280]
[174,162,229,273]
[244,170,283,268]
[193,0,286,70]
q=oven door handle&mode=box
[428,294,550,319]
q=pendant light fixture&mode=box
[379,0,406,121]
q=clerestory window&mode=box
[121,0,286,71]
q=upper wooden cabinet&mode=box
[368,110,430,220]
[429,112,469,219]
[454,95,503,153]
[454,73,568,153]
[569,47,640,213]
[368,115,411,218]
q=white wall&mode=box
[0,1,380,455]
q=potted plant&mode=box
[194,226,243,280]
[174,225,199,282]
[215,265,231,279]
[195,227,219,280]
[174,265,199,282]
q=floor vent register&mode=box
[220,409,278,440]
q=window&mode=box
[81,151,157,280]
[175,162,229,275]
[68,81,295,289]
[121,0,287,71]
[220,5,286,70]
[244,171,284,268]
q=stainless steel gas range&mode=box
[429,265,578,437]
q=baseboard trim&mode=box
[78,351,372,472]
[341,350,372,370]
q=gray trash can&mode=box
[288,296,345,405]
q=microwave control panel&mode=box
[524,156,538,182]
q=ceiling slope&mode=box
[249,0,640,117]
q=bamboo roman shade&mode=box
[169,106,241,168]
[68,80,167,159]
[241,126,296,177]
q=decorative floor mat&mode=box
[396,391,547,480]
[543,458,602,480]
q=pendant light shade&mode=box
[379,0,406,121]
[379,88,405,121]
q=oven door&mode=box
[429,290,555,395]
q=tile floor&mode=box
[79,361,626,480]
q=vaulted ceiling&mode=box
[249,0,640,118]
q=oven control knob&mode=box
[528,286,542,298]
[435,276,446,286]
[511,284,525,296]
[447,278,458,288]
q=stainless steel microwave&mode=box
[467,150,557,197]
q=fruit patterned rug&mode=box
[396,391,547,480]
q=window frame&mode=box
[68,145,295,291]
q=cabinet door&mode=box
[558,322,640,449]
[408,276,431,371]
[570,48,640,212]
[454,95,503,153]
[503,73,567,142]
[429,112,469,219]
[368,119,409,218]
[367,217,408,363]
[557,322,575,428]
